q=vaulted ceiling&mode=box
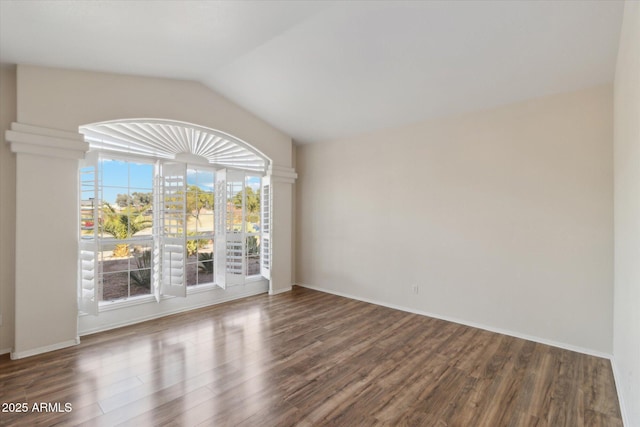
[0,1,625,144]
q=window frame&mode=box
[78,151,270,314]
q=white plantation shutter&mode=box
[214,169,248,287]
[152,162,162,302]
[260,175,271,280]
[161,162,187,297]
[226,170,245,285]
[214,169,227,289]
[79,244,98,314]
[78,152,99,315]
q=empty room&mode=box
[0,1,638,426]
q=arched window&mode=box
[78,119,271,314]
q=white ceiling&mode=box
[0,1,625,144]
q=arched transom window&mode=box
[80,118,268,172]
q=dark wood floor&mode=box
[0,287,622,426]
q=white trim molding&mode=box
[10,337,80,360]
[268,164,297,184]
[5,122,89,160]
[269,285,292,296]
[610,358,631,427]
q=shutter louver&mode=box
[226,170,245,285]
[79,244,98,314]
[78,152,99,315]
[260,175,271,280]
[161,162,187,297]
[214,169,227,289]
[152,164,161,302]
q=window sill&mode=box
[90,278,266,313]
[98,294,157,312]
[187,283,218,295]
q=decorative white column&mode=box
[5,123,89,359]
[268,164,297,295]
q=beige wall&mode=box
[296,85,614,354]
[613,2,640,425]
[0,65,16,354]
[16,65,292,167]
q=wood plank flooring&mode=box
[0,286,622,426]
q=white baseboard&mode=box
[0,346,13,356]
[610,357,630,427]
[269,286,292,296]
[11,337,80,360]
[295,283,612,360]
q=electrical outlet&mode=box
[412,285,419,294]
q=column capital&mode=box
[267,164,297,184]
[5,122,89,160]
